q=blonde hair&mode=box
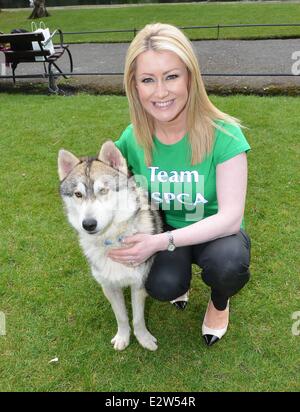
[124,23,241,166]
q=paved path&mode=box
[1,39,300,92]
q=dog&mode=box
[58,141,163,351]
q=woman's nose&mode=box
[155,80,169,99]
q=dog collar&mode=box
[102,211,140,248]
[103,235,125,248]
[103,222,129,248]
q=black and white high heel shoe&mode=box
[170,291,189,310]
[202,299,229,346]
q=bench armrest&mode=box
[55,29,65,48]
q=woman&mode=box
[108,23,251,346]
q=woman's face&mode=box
[135,50,189,127]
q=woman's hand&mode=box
[107,233,160,267]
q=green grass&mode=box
[0,3,300,43]
[0,93,299,392]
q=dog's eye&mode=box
[74,191,83,198]
[99,188,109,195]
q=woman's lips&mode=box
[152,99,175,109]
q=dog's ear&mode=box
[58,149,80,181]
[98,141,128,175]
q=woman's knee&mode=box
[206,258,250,290]
[145,249,192,301]
[145,270,189,301]
[201,260,250,299]
[199,233,251,292]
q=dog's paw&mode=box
[135,330,158,351]
[111,332,130,351]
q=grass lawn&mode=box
[0,93,299,392]
[0,3,300,43]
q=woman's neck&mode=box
[155,118,187,144]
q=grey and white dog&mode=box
[58,141,162,351]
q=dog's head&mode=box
[58,141,138,236]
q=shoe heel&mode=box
[170,291,189,310]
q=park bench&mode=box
[0,30,73,93]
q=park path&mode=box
[1,38,299,91]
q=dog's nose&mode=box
[82,218,97,232]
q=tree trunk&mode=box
[28,0,50,19]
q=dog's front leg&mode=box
[102,286,130,351]
[131,287,158,351]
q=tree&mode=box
[28,0,50,19]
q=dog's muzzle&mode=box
[82,218,98,233]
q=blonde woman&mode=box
[108,23,251,346]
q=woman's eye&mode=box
[74,191,83,198]
[166,74,178,80]
[141,78,154,83]
[99,188,109,195]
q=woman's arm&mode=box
[155,152,248,250]
[107,152,248,265]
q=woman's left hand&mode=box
[107,233,158,266]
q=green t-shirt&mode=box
[115,121,251,229]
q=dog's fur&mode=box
[58,141,162,351]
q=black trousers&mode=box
[145,223,251,311]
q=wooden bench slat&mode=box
[0,32,45,44]
[4,50,51,58]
